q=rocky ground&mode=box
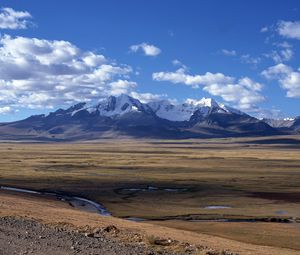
[0,217,211,255]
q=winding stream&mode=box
[0,185,295,224]
[0,186,111,216]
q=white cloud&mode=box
[264,48,293,63]
[172,59,183,66]
[280,48,293,61]
[0,106,14,114]
[82,52,106,67]
[172,59,188,71]
[0,35,136,111]
[203,79,264,110]
[130,42,161,56]
[234,47,292,67]
[153,69,264,110]
[240,54,261,65]
[262,63,300,98]
[277,20,300,40]
[260,26,269,33]
[221,49,237,56]
[130,91,165,103]
[109,80,137,96]
[260,23,295,64]
[0,7,32,29]
[261,63,292,79]
[219,49,262,66]
[273,41,292,48]
[253,108,284,119]
[153,68,234,89]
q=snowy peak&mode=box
[186,97,219,108]
[2,94,281,140]
[97,94,138,114]
[147,97,243,122]
[219,104,245,116]
[63,94,245,122]
[82,94,151,117]
[148,100,197,122]
[263,118,295,128]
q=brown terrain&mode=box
[0,136,300,254]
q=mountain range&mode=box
[0,94,298,141]
[263,117,300,131]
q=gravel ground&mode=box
[0,217,195,255]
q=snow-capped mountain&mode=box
[148,100,200,122]
[67,94,245,122]
[262,118,295,129]
[147,98,240,122]
[81,94,153,117]
[291,117,300,131]
[0,94,281,140]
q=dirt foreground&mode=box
[0,216,187,255]
[1,191,299,255]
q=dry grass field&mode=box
[0,135,300,252]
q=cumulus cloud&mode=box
[0,7,32,29]
[130,42,161,56]
[262,63,300,98]
[277,20,300,40]
[172,59,183,66]
[153,68,264,110]
[109,80,137,96]
[240,54,261,65]
[280,48,294,61]
[261,63,292,78]
[153,68,234,88]
[0,106,14,114]
[221,50,261,67]
[172,59,188,71]
[221,49,237,56]
[0,35,136,111]
[273,41,292,48]
[264,48,293,63]
[238,47,293,67]
[129,91,165,103]
[253,108,284,120]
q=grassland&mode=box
[0,135,300,252]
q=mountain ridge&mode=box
[0,94,290,140]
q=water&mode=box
[124,217,147,222]
[1,185,293,224]
[0,185,111,216]
[275,210,288,215]
[122,186,187,192]
[1,186,40,194]
[204,205,232,209]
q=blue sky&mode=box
[0,0,299,121]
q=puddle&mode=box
[122,186,187,192]
[189,219,257,223]
[164,188,185,192]
[275,210,288,215]
[204,206,232,209]
[124,217,147,222]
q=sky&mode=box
[0,0,300,122]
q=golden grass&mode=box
[0,135,300,251]
[1,191,299,255]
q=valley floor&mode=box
[0,136,300,254]
[1,191,300,255]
